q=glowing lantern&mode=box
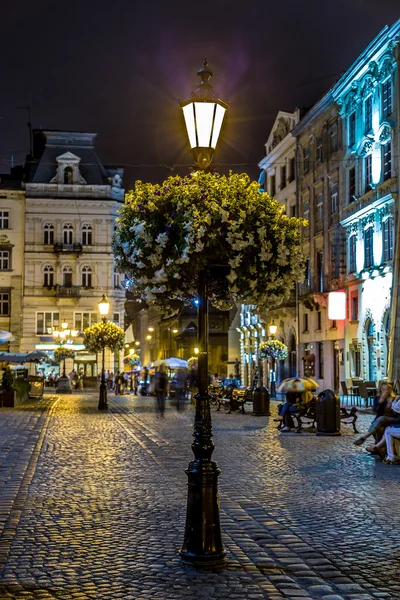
[328,291,346,320]
[181,60,228,170]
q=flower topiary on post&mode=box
[54,347,76,363]
[187,356,198,370]
[83,322,125,354]
[113,171,306,310]
[123,354,141,367]
[259,340,289,360]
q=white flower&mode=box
[154,268,167,282]
[156,232,168,248]
[226,270,237,283]
[137,261,146,269]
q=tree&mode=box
[83,321,125,354]
[113,171,306,311]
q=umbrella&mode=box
[26,351,49,363]
[0,330,12,344]
[163,357,188,369]
[0,352,28,364]
[277,377,319,393]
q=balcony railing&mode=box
[55,285,81,298]
[54,243,83,253]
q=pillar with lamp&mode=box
[179,60,228,568]
[53,320,78,393]
[268,319,278,398]
[98,294,110,410]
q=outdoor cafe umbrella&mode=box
[0,330,12,344]
[277,377,319,394]
[26,351,49,363]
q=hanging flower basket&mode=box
[53,347,76,363]
[123,354,141,367]
[83,321,125,354]
[113,171,306,311]
[259,340,288,360]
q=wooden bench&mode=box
[276,402,359,433]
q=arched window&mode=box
[82,224,92,246]
[63,223,73,245]
[82,265,92,288]
[43,265,54,287]
[64,166,73,184]
[43,223,54,245]
[62,265,73,288]
[383,217,394,262]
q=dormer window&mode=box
[50,152,87,185]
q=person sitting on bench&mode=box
[353,382,398,446]
[279,392,301,431]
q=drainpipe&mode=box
[295,134,301,377]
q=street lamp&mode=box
[179,61,227,568]
[98,294,110,410]
[53,321,78,393]
[180,60,228,170]
[269,320,278,398]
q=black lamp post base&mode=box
[180,460,226,568]
[98,383,108,410]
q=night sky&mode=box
[1,0,399,187]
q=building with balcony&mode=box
[20,130,126,376]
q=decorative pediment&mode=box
[377,121,393,144]
[361,212,375,229]
[346,222,359,237]
[50,152,87,185]
[270,117,290,150]
[357,136,373,157]
[379,53,396,81]
[338,82,360,117]
[360,74,376,100]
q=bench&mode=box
[276,403,359,433]
[213,388,253,414]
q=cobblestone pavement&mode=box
[0,393,398,600]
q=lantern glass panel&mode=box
[194,102,215,147]
[182,104,197,148]
[211,103,226,149]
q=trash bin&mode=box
[253,386,271,416]
[316,389,341,436]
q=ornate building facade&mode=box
[20,130,126,375]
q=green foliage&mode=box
[2,366,14,392]
[83,321,125,354]
[259,340,289,360]
[13,379,31,400]
[113,171,306,311]
[54,347,76,363]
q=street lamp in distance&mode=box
[179,60,227,568]
[269,320,278,398]
[98,294,110,410]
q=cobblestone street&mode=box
[0,393,398,600]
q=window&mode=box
[303,201,310,223]
[113,313,120,326]
[364,96,372,133]
[348,112,356,147]
[383,217,394,262]
[349,167,356,202]
[316,310,322,331]
[329,123,338,154]
[0,292,9,316]
[288,157,295,182]
[0,251,10,270]
[330,183,338,214]
[81,265,92,288]
[289,205,296,218]
[270,174,276,197]
[36,312,59,334]
[364,227,374,268]
[316,193,323,226]
[351,292,359,321]
[63,223,73,245]
[365,154,372,192]
[43,223,54,245]
[280,165,286,189]
[62,265,73,287]
[114,270,120,288]
[303,313,309,332]
[330,320,337,329]
[0,211,9,229]
[82,224,92,246]
[304,257,311,286]
[303,147,310,174]
[349,234,357,273]
[383,142,392,181]
[43,265,54,287]
[64,166,73,184]
[74,312,97,332]
[317,251,324,292]
[318,342,324,379]
[382,78,392,118]
[316,136,323,162]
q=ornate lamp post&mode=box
[269,320,278,398]
[98,294,110,410]
[179,61,227,568]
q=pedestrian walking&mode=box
[134,374,139,395]
[154,366,168,416]
[108,372,114,390]
[175,368,187,412]
[114,372,122,395]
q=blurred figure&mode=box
[154,366,168,416]
[175,368,187,412]
[134,373,139,395]
[114,371,122,395]
[108,372,114,390]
